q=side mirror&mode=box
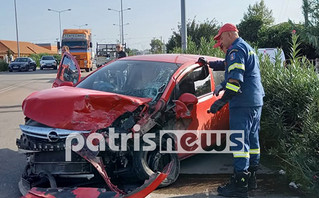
[178,93,198,111]
[174,93,198,119]
[60,81,74,87]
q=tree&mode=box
[302,0,319,54]
[238,0,274,44]
[150,38,164,54]
[166,19,219,53]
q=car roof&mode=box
[120,54,221,65]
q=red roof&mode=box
[0,40,56,55]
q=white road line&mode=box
[0,80,36,94]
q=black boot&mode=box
[248,166,258,190]
[217,171,250,198]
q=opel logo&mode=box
[47,131,59,142]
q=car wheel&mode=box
[33,66,36,71]
[9,69,12,72]
[40,67,43,70]
[54,66,57,70]
[85,68,90,72]
[133,134,180,187]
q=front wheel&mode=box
[33,66,36,71]
[133,136,180,187]
[85,68,90,72]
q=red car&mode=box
[17,53,229,197]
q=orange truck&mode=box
[61,29,93,72]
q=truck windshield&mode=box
[77,60,178,100]
[62,41,87,49]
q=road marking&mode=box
[0,80,36,94]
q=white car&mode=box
[40,55,57,70]
[257,48,286,67]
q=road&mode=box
[0,69,299,198]
[0,69,59,198]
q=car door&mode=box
[173,64,229,159]
[52,52,81,88]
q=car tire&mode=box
[9,69,12,72]
[40,67,43,70]
[33,66,36,71]
[85,68,90,72]
[133,134,180,187]
[54,66,57,70]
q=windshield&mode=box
[14,58,28,62]
[42,56,54,60]
[62,41,87,49]
[77,60,178,100]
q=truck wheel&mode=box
[133,135,180,187]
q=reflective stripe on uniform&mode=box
[228,63,245,72]
[248,51,255,56]
[249,148,260,154]
[226,82,240,92]
[233,152,250,158]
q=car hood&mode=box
[22,86,152,131]
[40,60,55,63]
[10,62,27,65]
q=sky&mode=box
[0,0,304,51]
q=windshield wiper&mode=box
[157,83,166,94]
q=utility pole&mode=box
[48,9,71,45]
[181,0,187,52]
[14,0,20,57]
[121,0,124,45]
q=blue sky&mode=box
[0,0,304,50]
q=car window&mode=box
[15,58,28,62]
[211,69,225,86]
[193,68,211,97]
[77,60,178,100]
[174,66,211,99]
[57,55,79,84]
[42,56,54,60]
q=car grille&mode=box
[19,124,90,141]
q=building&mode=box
[35,43,58,53]
[0,40,56,63]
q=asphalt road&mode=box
[0,69,60,198]
[0,69,300,198]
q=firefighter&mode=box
[198,23,265,197]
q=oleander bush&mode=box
[259,33,319,196]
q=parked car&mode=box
[17,53,229,197]
[40,55,57,70]
[9,57,36,72]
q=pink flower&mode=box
[292,30,296,34]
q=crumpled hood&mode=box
[22,86,151,131]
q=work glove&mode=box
[208,99,227,114]
[197,57,208,66]
[213,84,224,96]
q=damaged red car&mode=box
[16,53,229,197]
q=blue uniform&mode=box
[210,37,264,172]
